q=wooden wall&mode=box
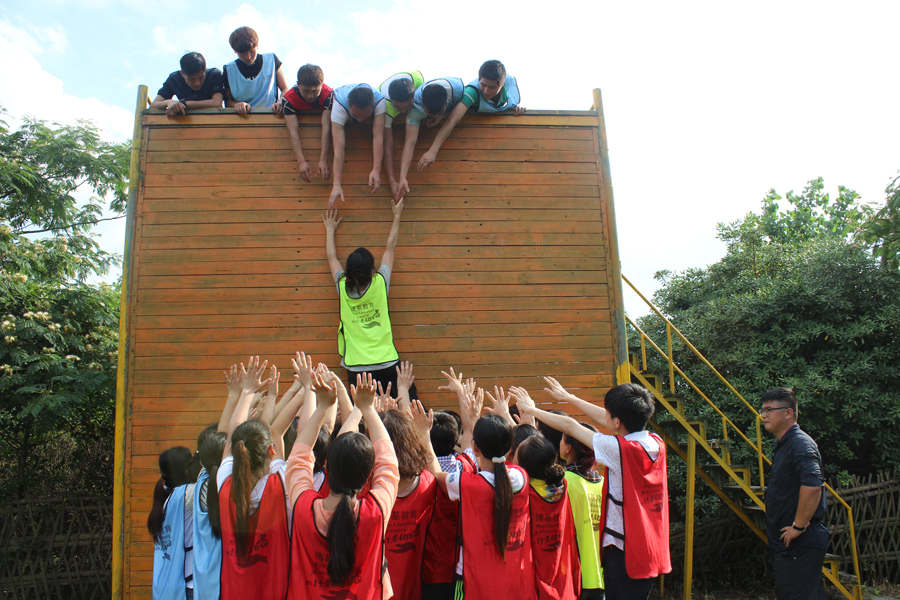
[117,108,625,598]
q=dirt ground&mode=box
[661,580,900,600]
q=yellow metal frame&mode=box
[622,274,863,600]
[112,85,148,600]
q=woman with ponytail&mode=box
[148,446,193,600]
[322,199,418,400]
[560,422,605,600]
[286,372,399,600]
[517,435,581,600]
[412,396,535,600]
[216,357,291,600]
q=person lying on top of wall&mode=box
[150,52,225,119]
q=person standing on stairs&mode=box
[760,388,828,600]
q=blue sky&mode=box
[2,1,900,314]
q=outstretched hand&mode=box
[437,367,465,396]
[542,376,575,403]
[292,351,315,388]
[224,364,241,397]
[321,208,342,232]
[485,386,514,423]
[407,399,434,438]
[240,356,270,394]
[351,372,378,409]
[311,372,338,407]
[509,386,537,426]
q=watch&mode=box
[792,522,807,532]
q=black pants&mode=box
[773,545,826,600]
[602,546,654,600]
[421,581,455,600]
[346,363,419,401]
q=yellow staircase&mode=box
[621,275,863,600]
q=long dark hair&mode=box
[517,435,565,487]
[230,419,273,561]
[473,414,514,558]
[563,422,599,473]
[511,424,540,457]
[147,446,192,544]
[381,410,429,479]
[199,432,227,538]
[313,425,332,474]
[325,432,375,586]
[344,247,375,293]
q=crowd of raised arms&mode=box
[149,26,527,207]
[150,356,673,600]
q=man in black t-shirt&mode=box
[150,52,224,118]
[761,388,828,600]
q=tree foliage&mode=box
[859,172,900,270]
[640,178,900,494]
[0,110,129,499]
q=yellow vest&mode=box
[337,273,399,367]
[565,470,605,589]
[380,70,425,118]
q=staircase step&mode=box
[721,484,765,495]
[701,463,752,485]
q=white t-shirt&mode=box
[217,457,291,528]
[445,448,526,575]
[592,430,660,550]
[331,97,387,126]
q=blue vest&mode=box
[192,471,221,600]
[466,74,521,113]
[153,485,187,600]
[225,53,278,108]
[332,83,386,123]
[413,77,466,115]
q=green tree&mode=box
[859,172,900,270]
[0,110,129,499]
[640,179,900,487]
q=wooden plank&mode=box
[142,113,599,127]
[141,184,600,200]
[131,359,613,386]
[148,125,595,141]
[140,208,602,226]
[136,283,608,303]
[132,308,608,329]
[145,159,600,176]
[134,295,609,316]
[134,333,611,357]
[145,136,593,153]
[133,319,604,344]
[146,149,598,164]
[141,197,603,213]
[135,346,610,370]
[136,243,606,263]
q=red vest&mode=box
[528,483,581,600]
[460,465,536,600]
[600,434,671,579]
[422,455,473,585]
[385,470,436,600]
[283,84,333,111]
[289,489,386,600]
[219,474,290,600]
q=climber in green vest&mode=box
[322,198,418,400]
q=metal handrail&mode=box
[623,273,862,599]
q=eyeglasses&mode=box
[759,407,791,416]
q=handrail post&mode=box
[666,323,675,394]
[640,334,647,371]
[756,418,765,488]
[683,436,697,600]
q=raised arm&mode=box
[516,400,595,448]
[353,373,389,444]
[484,386,516,427]
[395,124,421,202]
[223,356,271,460]
[321,208,344,280]
[369,113,385,195]
[383,124,397,197]
[284,113,312,183]
[318,110,332,180]
[395,361,415,413]
[318,363,352,426]
[417,101,467,172]
[329,122,346,207]
[218,364,242,433]
[409,399,448,494]
[379,198,404,273]
[542,376,608,425]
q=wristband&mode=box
[791,522,807,532]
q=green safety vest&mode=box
[380,71,425,118]
[337,273,399,367]
[564,470,605,589]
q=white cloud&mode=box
[0,20,132,141]
[33,24,67,54]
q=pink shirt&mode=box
[285,438,399,599]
